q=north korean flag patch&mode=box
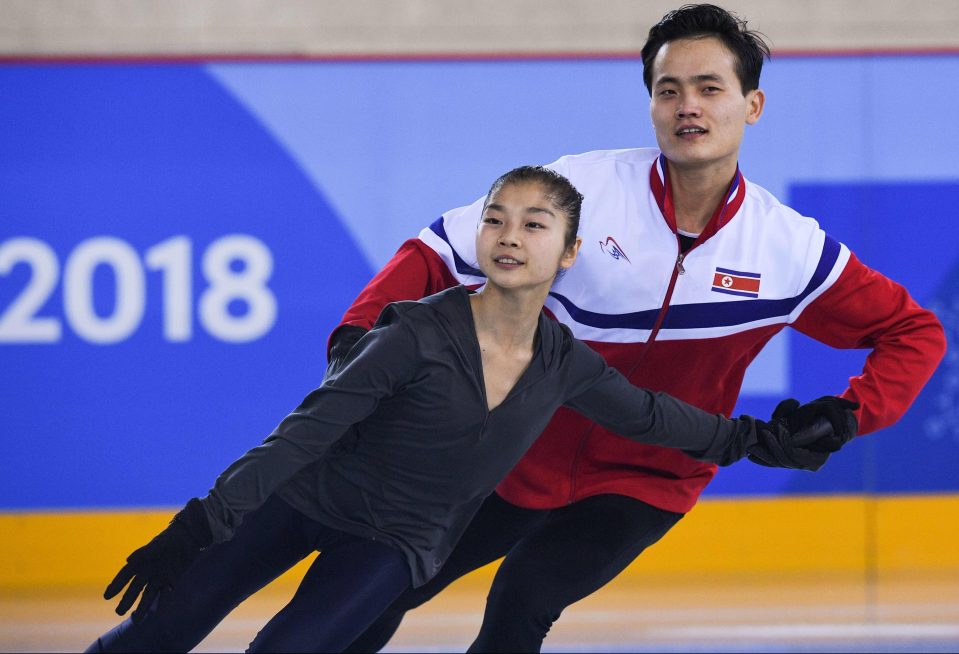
[711,267,761,298]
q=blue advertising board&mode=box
[1,55,956,508]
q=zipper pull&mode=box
[676,252,686,275]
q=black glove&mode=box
[326,325,368,378]
[747,396,860,471]
[747,416,831,471]
[771,396,859,453]
[104,497,213,622]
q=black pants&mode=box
[345,492,683,653]
[86,495,411,653]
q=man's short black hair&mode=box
[641,4,770,95]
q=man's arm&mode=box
[338,239,460,330]
[790,251,946,435]
[328,238,460,358]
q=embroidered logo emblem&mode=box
[599,237,631,263]
[711,267,761,298]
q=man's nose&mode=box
[676,97,702,118]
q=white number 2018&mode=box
[0,235,277,344]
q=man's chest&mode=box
[545,201,812,343]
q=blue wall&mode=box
[1,55,955,508]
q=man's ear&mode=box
[745,88,765,125]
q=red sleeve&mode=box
[791,252,946,435]
[328,239,459,350]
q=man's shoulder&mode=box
[550,147,659,171]
[743,178,822,233]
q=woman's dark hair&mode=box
[484,166,583,249]
[641,4,770,95]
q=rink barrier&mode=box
[1,493,956,589]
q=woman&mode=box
[88,166,844,653]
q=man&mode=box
[333,4,946,652]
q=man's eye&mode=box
[527,222,544,229]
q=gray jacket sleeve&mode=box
[561,337,758,465]
[200,303,421,542]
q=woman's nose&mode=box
[498,228,520,247]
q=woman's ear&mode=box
[560,237,583,270]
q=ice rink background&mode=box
[2,2,959,649]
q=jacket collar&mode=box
[422,286,558,374]
[649,153,746,244]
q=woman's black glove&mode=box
[104,497,213,622]
[747,396,859,471]
[326,324,369,378]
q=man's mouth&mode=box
[676,126,707,136]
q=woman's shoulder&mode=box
[536,313,582,366]
[374,286,470,330]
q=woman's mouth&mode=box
[493,255,523,267]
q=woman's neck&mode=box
[469,283,547,352]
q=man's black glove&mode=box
[770,396,859,453]
[747,396,859,471]
[326,324,369,378]
[104,497,213,622]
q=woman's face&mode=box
[476,181,580,292]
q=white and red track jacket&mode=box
[337,148,946,513]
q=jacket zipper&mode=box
[565,238,687,504]
[647,252,684,344]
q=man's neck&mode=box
[667,159,738,234]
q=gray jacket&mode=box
[200,286,758,586]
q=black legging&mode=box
[345,492,683,653]
[86,495,411,653]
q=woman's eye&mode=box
[526,222,544,230]
[482,217,501,225]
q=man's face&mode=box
[649,36,764,172]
